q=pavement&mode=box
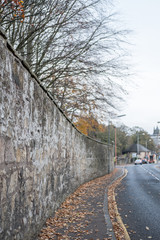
[39,167,124,240]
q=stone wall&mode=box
[0,29,114,240]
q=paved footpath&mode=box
[38,167,123,240]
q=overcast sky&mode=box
[114,0,160,134]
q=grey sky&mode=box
[115,0,160,134]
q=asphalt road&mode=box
[115,164,160,240]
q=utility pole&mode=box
[114,114,126,165]
[137,132,139,158]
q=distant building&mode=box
[150,126,160,146]
[122,143,151,163]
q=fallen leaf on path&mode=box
[39,169,120,239]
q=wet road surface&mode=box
[115,164,160,240]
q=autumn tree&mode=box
[75,117,130,155]
[90,123,131,155]
[50,77,97,122]
[50,75,125,121]
[76,120,156,156]
[0,0,24,22]
[74,115,106,137]
[129,127,156,151]
[1,0,130,120]
[115,125,131,155]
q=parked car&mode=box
[149,159,155,164]
[142,159,148,164]
[149,155,155,163]
[134,159,142,165]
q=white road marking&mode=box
[141,166,160,181]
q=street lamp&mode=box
[114,114,126,165]
[137,133,139,157]
[146,138,151,149]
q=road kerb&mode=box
[108,169,131,240]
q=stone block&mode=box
[4,137,15,164]
[1,177,7,202]
[8,171,18,194]
[0,136,5,163]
